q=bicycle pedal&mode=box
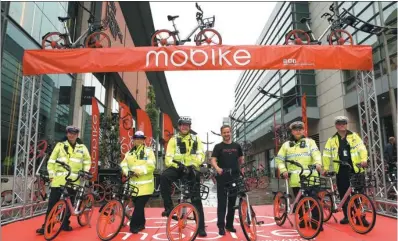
[257,221,264,225]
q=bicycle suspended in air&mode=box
[223,168,264,241]
[96,169,139,241]
[285,3,353,45]
[317,161,376,234]
[151,2,222,46]
[44,161,95,241]
[41,2,111,49]
[273,160,324,240]
[165,161,210,241]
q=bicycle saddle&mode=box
[300,17,311,23]
[167,15,179,21]
[58,16,70,22]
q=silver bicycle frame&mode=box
[62,21,90,48]
[171,19,202,43]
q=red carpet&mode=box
[1,206,396,241]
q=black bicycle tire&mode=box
[239,198,257,241]
[318,190,334,222]
[273,192,287,226]
[96,199,125,241]
[166,202,199,241]
[347,193,376,234]
[44,199,67,241]
[77,193,94,227]
[294,196,323,240]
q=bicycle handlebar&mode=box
[333,160,364,173]
[284,160,317,178]
[55,160,93,182]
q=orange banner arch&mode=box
[22,45,373,75]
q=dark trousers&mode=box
[42,187,75,228]
[160,167,205,229]
[336,167,350,218]
[292,187,320,226]
[216,174,238,229]
[130,195,151,230]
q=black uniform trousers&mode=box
[41,187,76,229]
[160,167,205,230]
[216,173,238,229]
[129,195,151,230]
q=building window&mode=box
[1,21,73,174]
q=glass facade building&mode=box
[232,1,317,144]
[1,2,74,175]
[232,1,397,176]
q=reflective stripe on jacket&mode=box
[120,144,155,196]
[322,131,367,173]
[47,140,91,187]
[276,137,322,188]
[165,133,205,170]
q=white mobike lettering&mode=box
[189,231,222,240]
[146,48,252,68]
[120,231,148,240]
[234,49,251,66]
[152,232,185,240]
[190,49,209,66]
[90,114,99,174]
[271,229,300,237]
[170,50,188,67]
[146,50,168,67]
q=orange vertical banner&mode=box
[137,109,153,146]
[90,98,100,182]
[119,102,134,160]
[302,93,308,137]
[162,113,174,151]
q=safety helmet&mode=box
[178,116,192,125]
[133,131,146,139]
[289,121,304,130]
[66,126,80,134]
[334,116,349,124]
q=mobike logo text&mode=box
[145,48,252,68]
[90,114,99,176]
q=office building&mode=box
[232,1,397,177]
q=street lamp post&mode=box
[202,132,215,163]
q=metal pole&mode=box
[378,1,397,137]
[278,71,285,136]
[206,132,209,162]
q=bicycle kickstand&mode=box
[286,215,294,227]
[331,213,338,223]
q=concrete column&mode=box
[72,74,84,129]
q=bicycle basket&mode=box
[182,181,210,200]
[202,17,215,28]
[349,173,366,189]
[224,177,248,196]
[300,175,328,190]
[119,182,139,198]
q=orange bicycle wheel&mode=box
[317,190,334,222]
[44,200,67,241]
[347,193,376,234]
[96,200,125,241]
[166,203,199,241]
[78,193,95,227]
[273,192,287,226]
[294,196,323,240]
[239,198,257,241]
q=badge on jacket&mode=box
[300,141,306,148]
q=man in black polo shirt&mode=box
[210,125,244,235]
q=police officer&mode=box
[275,121,323,230]
[36,126,91,234]
[323,116,368,225]
[160,116,207,237]
[120,131,156,234]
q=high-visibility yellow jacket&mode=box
[47,140,91,187]
[165,133,205,170]
[276,137,322,188]
[120,144,155,196]
[323,131,367,173]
